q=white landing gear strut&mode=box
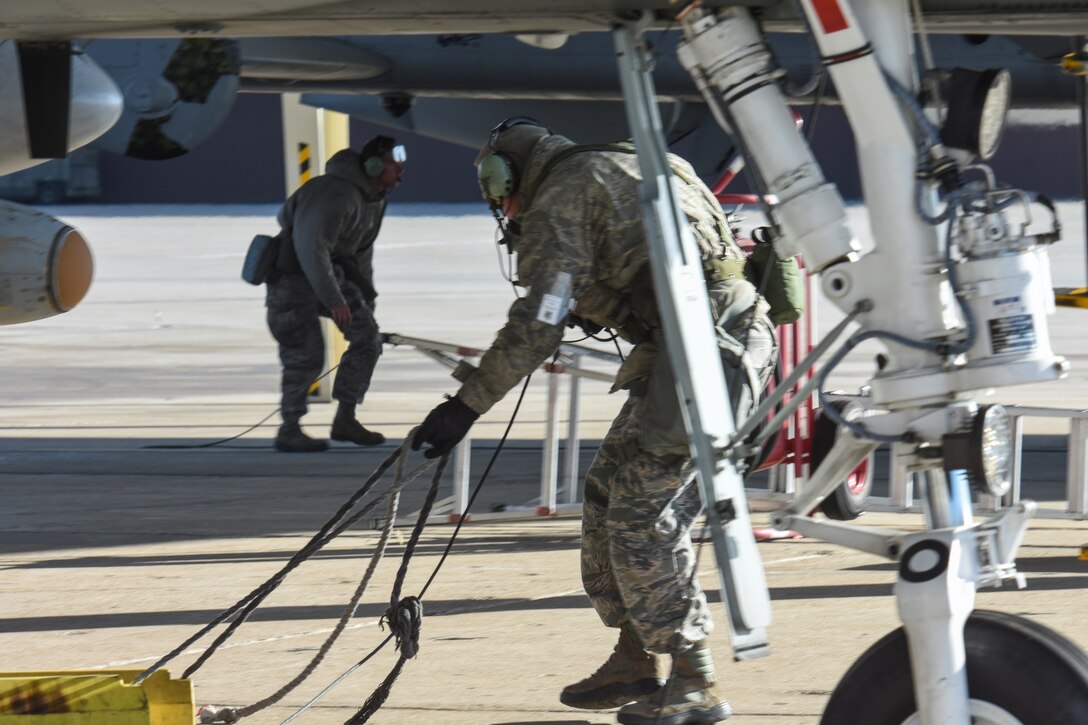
[616,1,1088,723]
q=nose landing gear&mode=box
[822,609,1088,724]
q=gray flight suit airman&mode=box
[266,148,385,430]
[456,134,777,654]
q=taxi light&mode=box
[940,68,1012,160]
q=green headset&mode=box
[477,116,549,201]
[361,135,407,178]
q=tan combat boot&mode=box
[559,624,664,710]
[616,639,732,724]
[330,404,385,446]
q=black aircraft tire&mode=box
[811,400,874,521]
[821,610,1088,725]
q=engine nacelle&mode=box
[87,39,240,160]
[0,40,123,176]
[0,200,93,325]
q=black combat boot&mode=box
[560,624,663,710]
[275,422,328,453]
[617,639,732,724]
[330,403,385,446]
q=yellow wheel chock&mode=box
[1055,288,1088,309]
[0,669,192,724]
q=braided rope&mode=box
[180,453,434,681]
[343,450,448,723]
[236,444,423,718]
[343,656,408,725]
[279,377,533,724]
[135,432,428,686]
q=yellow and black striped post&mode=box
[297,141,313,185]
[280,94,350,400]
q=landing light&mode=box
[940,68,1012,160]
[971,404,1013,498]
[942,404,1014,499]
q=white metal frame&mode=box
[382,333,618,523]
[389,328,1088,524]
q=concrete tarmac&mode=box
[1,204,1086,724]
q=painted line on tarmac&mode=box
[762,553,831,565]
[90,586,589,669]
[90,554,831,669]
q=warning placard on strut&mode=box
[989,314,1036,355]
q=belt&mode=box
[704,256,747,284]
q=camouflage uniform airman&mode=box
[448,129,777,722]
[266,144,392,452]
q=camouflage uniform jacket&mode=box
[457,134,747,415]
[276,148,386,310]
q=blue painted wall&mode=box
[84,93,1088,204]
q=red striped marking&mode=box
[812,0,849,33]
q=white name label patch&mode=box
[536,271,573,325]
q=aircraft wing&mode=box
[3,1,1088,39]
[3,0,1088,326]
[238,32,1078,107]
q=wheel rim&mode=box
[844,458,870,496]
[900,698,1022,725]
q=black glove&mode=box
[411,396,480,459]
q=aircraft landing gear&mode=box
[811,398,875,521]
[822,610,1088,724]
[616,0,1087,721]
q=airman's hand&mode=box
[412,396,480,459]
[331,304,352,331]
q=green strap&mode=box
[527,141,735,256]
[522,142,638,204]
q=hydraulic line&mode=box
[781,0,826,99]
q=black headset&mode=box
[477,117,549,200]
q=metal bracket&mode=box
[973,501,1035,588]
[614,16,772,660]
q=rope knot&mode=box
[380,596,423,659]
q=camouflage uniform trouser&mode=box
[265,272,382,426]
[580,278,777,653]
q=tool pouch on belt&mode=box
[241,234,280,285]
[743,233,804,326]
[274,232,301,276]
